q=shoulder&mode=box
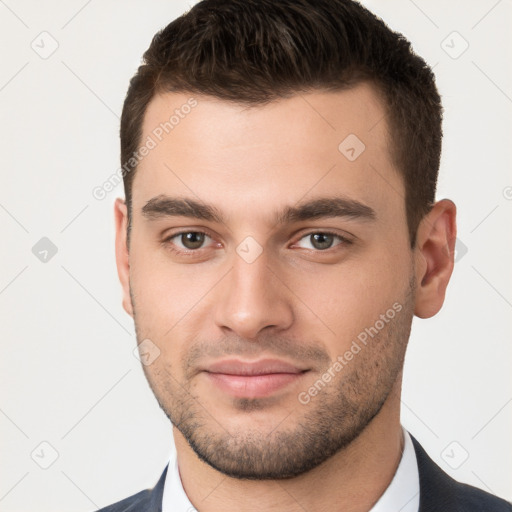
[410,434,512,512]
[94,465,168,512]
[453,480,512,511]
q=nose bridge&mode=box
[213,248,293,339]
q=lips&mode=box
[202,358,309,399]
[205,358,306,375]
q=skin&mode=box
[114,83,456,512]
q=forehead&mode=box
[132,84,403,226]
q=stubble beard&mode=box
[131,277,415,480]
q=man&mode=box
[100,0,511,510]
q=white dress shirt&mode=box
[162,427,420,512]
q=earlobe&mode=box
[413,199,457,319]
[114,198,134,318]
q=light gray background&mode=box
[0,1,511,511]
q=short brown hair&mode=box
[120,0,442,247]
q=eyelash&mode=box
[161,229,352,255]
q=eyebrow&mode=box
[141,194,376,225]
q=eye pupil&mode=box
[182,232,205,249]
[311,233,334,250]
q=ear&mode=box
[114,198,134,317]
[413,199,457,319]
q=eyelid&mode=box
[162,229,217,249]
[291,230,353,249]
[161,228,353,254]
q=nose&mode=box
[213,251,294,340]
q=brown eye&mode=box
[178,232,207,250]
[164,231,212,253]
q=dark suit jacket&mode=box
[96,435,512,511]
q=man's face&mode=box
[121,84,417,479]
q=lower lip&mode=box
[205,372,306,399]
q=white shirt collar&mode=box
[161,444,194,512]
[162,427,419,512]
[369,428,420,512]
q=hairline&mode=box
[125,79,411,243]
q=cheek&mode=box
[287,247,411,351]
[129,241,224,344]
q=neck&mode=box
[173,380,404,512]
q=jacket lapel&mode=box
[146,464,168,512]
[410,435,458,512]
